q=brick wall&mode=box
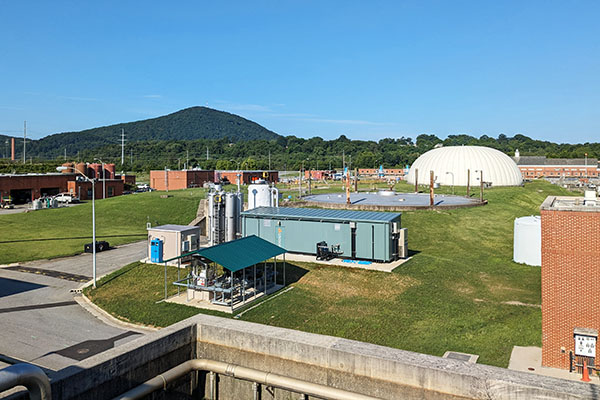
[0,174,74,202]
[67,180,124,200]
[150,170,214,190]
[541,208,600,369]
[520,166,598,179]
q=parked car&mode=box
[54,193,79,203]
[1,199,14,209]
[84,241,110,253]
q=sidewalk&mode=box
[509,346,599,384]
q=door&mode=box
[276,225,285,248]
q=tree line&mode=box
[2,133,599,173]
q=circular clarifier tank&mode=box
[303,192,481,209]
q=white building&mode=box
[406,146,523,187]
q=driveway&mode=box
[0,241,148,374]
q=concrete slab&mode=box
[508,346,599,383]
[283,252,411,272]
[166,284,284,314]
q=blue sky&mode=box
[1,1,598,142]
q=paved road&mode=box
[0,202,83,215]
[0,241,147,374]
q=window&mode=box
[87,189,92,198]
[108,186,114,197]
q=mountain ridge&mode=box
[11,106,282,158]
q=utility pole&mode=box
[130,149,133,164]
[342,150,345,169]
[23,121,26,163]
[429,170,434,207]
[64,148,67,160]
[268,150,271,170]
[121,129,125,165]
[186,150,189,170]
[414,168,418,193]
[206,147,209,161]
[164,166,168,192]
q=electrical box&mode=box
[574,328,597,358]
[150,238,163,263]
[397,228,408,259]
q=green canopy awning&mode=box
[166,235,286,273]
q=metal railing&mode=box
[0,363,51,400]
[114,358,381,400]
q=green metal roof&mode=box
[241,206,401,223]
[165,235,286,272]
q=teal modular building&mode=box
[241,207,403,263]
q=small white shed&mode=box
[147,224,200,263]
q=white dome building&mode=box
[406,146,523,187]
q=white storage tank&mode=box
[513,216,541,266]
[225,193,237,242]
[248,181,278,210]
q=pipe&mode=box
[113,359,381,400]
[0,363,51,400]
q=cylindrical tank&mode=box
[32,199,42,210]
[271,186,279,207]
[51,198,58,208]
[75,162,87,177]
[61,162,74,173]
[225,193,236,242]
[105,163,116,179]
[248,183,274,210]
[236,192,244,235]
[208,192,216,246]
[513,216,541,266]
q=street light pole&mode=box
[91,181,96,287]
[57,166,97,288]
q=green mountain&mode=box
[22,107,281,158]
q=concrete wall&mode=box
[48,323,197,400]
[34,313,600,400]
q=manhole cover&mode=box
[77,348,90,354]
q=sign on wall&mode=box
[574,334,597,358]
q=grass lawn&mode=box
[0,189,204,264]
[85,180,574,367]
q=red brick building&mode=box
[116,174,136,186]
[514,154,598,179]
[0,173,73,203]
[540,195,600,370]
[67,179,124,200]
[150,170,214,190]
[218,170,278,185]
[304,170,334,180]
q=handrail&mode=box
[0,363,51,400]
[114,358,380,400]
